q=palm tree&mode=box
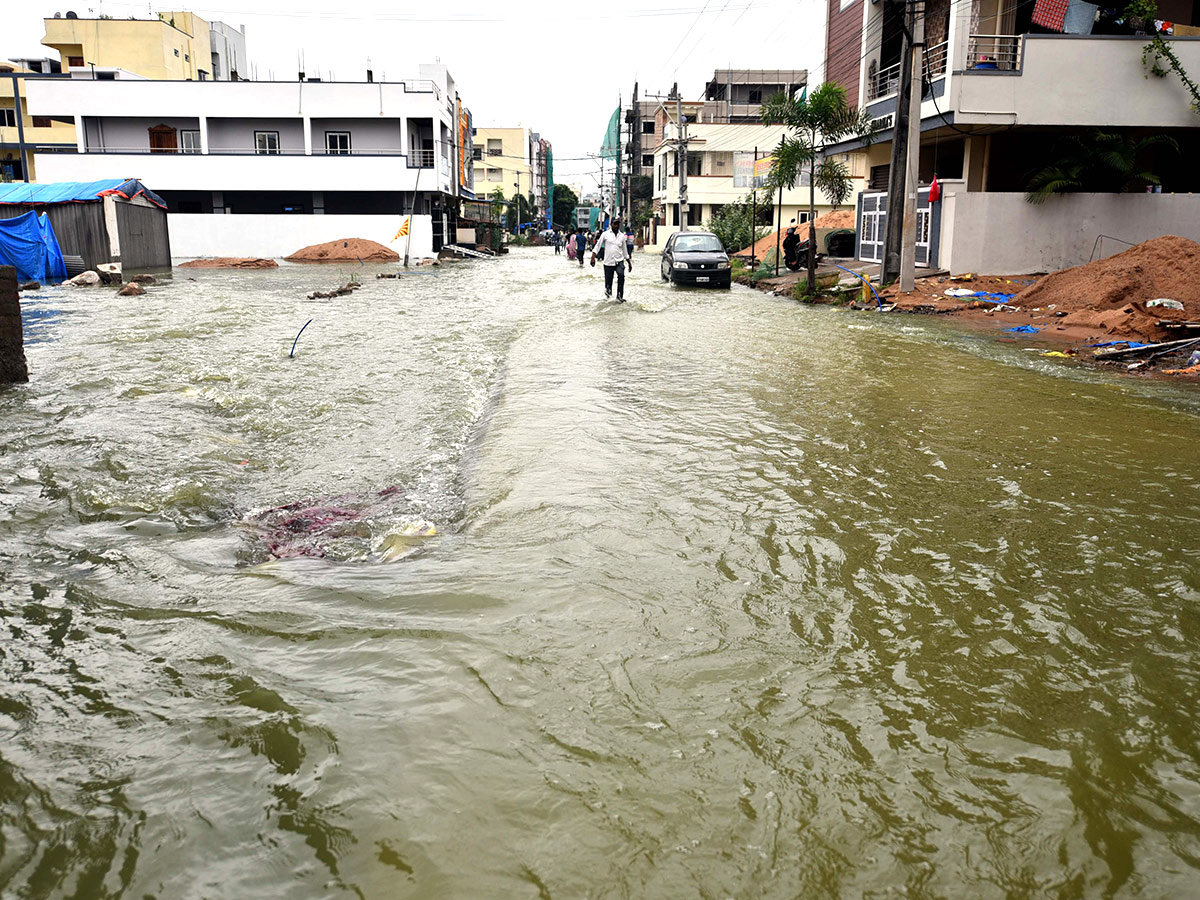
[1025,131,1178,204]
[761,83,874,293]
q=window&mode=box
[174,49,180,57]
[67,56,84,68]
[255,131,280,155]
[869,164,890,191]
[642,121,655,134]
[748,88,763,104]
[32,116,51,128]
[181,130,201,153]
[178,200,202,213]
[486,168,501,181]
[642,154,654,168]
[487,139,502,156]
[96,71,115,81]
[473,167,484,182]
[184,53,190,62]
[325,131,351,155]
[472,147,482,160]
[687,205,702,226]
[0,109,14,127]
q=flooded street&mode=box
[3,247,1200,898]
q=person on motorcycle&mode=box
[782,223,803,272]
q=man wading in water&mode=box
[591,217,632,301]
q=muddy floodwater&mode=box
[4,249,1200,898]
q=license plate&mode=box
[696,276,710,282]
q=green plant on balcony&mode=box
[1024,130,1179,203]
[1143,35,1200,114]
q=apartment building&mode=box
[702,70,808,122]
[41,11,243,81]
[471,127,552,220]
[1,59,76,181]
[826,0,1200,273]
[25,64,471,258]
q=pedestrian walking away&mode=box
[574,228,587,266]
[591,217,632,301]
[553,230,562,255]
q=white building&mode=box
[824,0,1200,274]
[208,21,247,82]
[25,64,472,259]
[650,121,862,250]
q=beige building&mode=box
[471,127,533,202]
[42,11,221,81]
[0,60,76,182]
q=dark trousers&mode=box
[577,246,585,265]
[603,263,625,299]
[554,243,561,254]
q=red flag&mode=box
[929,175,941,203]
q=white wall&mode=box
[955,36,1200,127]
[169,213,434,260]
[207,117,305,153]
[34,150,451,194]
[940,191,1200,274]
[88,116,201,152]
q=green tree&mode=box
[706,190,771,256]
[761,83,873,293]
[1024,130,1178,204]
[552,184,579,231]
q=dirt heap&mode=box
[178,257,278,269]
[812,208,854,229]
[1011,235,1200,340]
[285,238,399,263]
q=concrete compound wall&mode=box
[168,213,434,260]
[939,192,1200,275]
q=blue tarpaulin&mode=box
[0,178,167,210]
[0,211,68,282]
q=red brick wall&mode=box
[826,0,864,105]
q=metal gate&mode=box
[856,188,934,267]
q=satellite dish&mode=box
[66,10,78,18]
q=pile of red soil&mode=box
[178,257,278,268]
[1011,235,1200,340]
[812,208,854,229]
[285,238,399,263]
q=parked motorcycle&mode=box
[782,227,811,272]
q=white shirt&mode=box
[594,229,629,267]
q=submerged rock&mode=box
[117,282,145,296]
[67,270,101,286]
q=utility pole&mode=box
[882,0,917,284]
[676,84,689,232]
[899,0,926,292]
[751,146,758,265]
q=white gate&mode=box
[857,188,933,267]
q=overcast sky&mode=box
[9,0,828,191]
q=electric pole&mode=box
[882,0,917,284]
[899,0,926,292]
[676,84,689,232]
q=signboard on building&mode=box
[734,153,773,188]
[458,105,475,199]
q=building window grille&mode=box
[255,131,280,155]
[472,147,482,160]
[325,131,351,155]
[748,88,763,104]
[642,154,654,168]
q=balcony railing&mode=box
[866,40,950,101]
[966,34,1022,71]
[410,148,435,168]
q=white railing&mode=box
[410,148,435,168]
[967,34,1022,71]
[866,40,949,102]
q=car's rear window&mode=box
[675,235,723,252]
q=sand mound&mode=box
[285,238,399,263]
[1015,235,1200,313]
[178,257,278,269]
[1010,235,1200,341]
[812,208,854,229]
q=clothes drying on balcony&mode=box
[0,211,67,283]
[1032,0,1070,31]
[0,179,167,210]
[1063,0,1099,34]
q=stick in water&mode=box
[290,319,313,357]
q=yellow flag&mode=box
[392,217,410,241]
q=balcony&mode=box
[956,34,1200,128]
[866,40,949,102]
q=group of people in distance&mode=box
[551,222,635,302]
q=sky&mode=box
[7,0,829,191]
